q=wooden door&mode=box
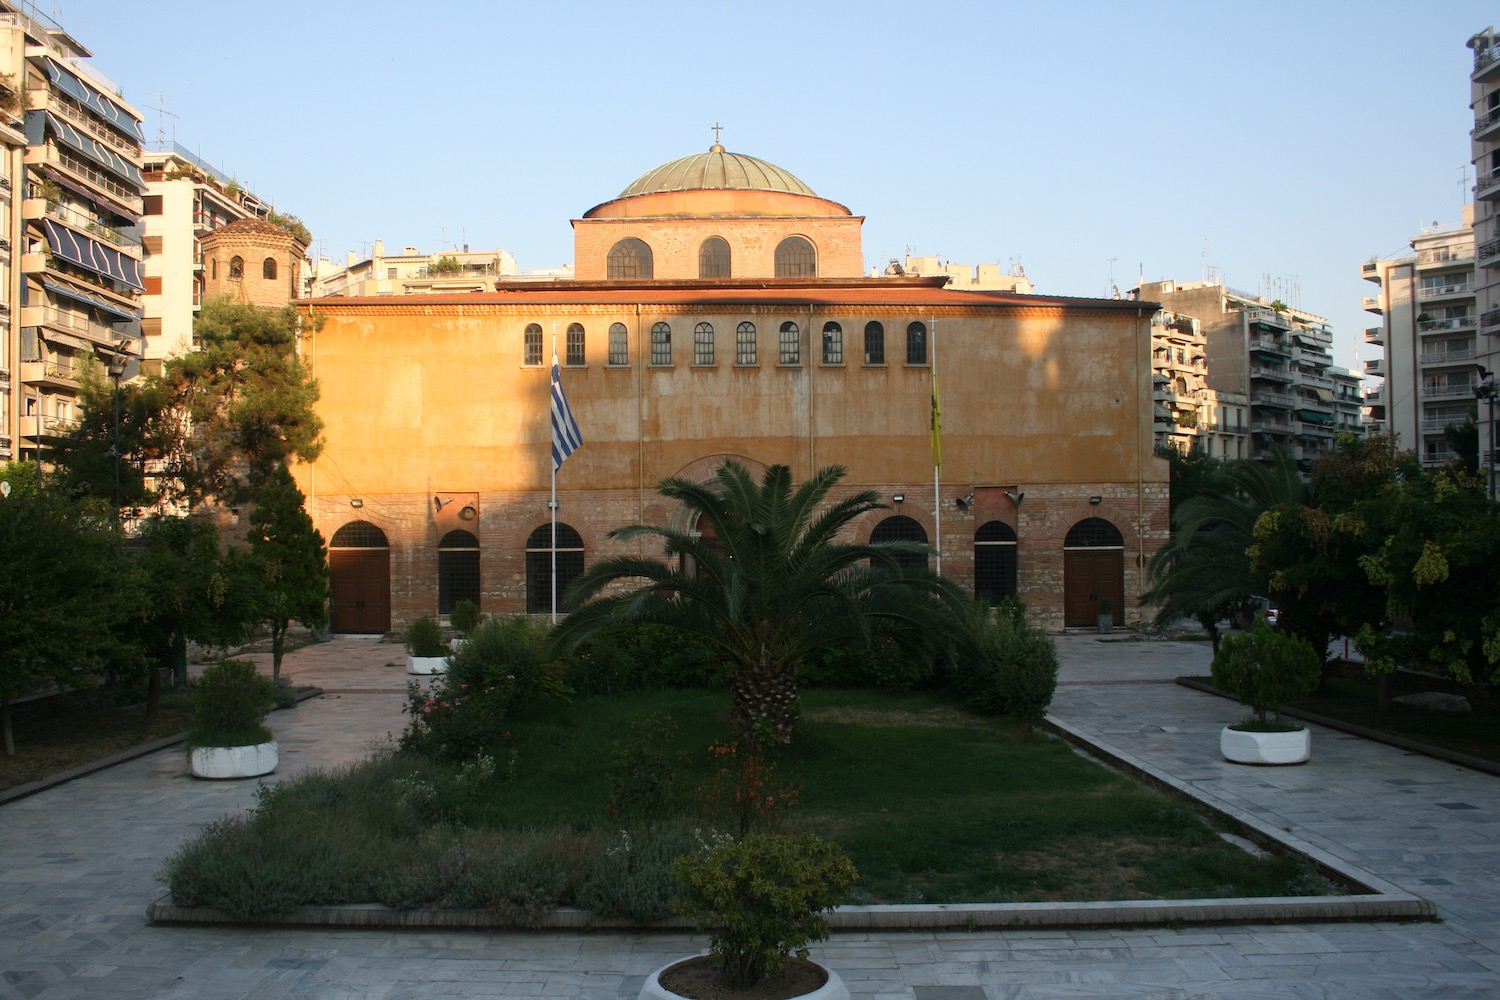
[330,548,390,633]
[1063,549,1124,627]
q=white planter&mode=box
[190,740,279,779]
[1220,726,1310,765]
[639,957,848,1000]
[407,654,448,675]
[448,637,468,652]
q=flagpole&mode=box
[551,322,559,624]
[931,316,941,576]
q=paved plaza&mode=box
[3,633,1499,998]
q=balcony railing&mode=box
[43,92,142,162]
[1363,295,1383,313]
[43,200,141,254]
[1482,237,1500,266]
[1482,309,1500,334]
[1418,279,1473,298]
[1365,325,1384,345]
[1423,382,1477,398]
[1417,244,1475,264]
[1478,169,1500,199]
[1245,307,1290,329]
[1250,365,1294,383]
[1420,348,1476,365]
[1419,316,1476,333]
[36,146,143,214]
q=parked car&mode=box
[1231,596,1279,629]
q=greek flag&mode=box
[550,354,583,471]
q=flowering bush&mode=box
[695,738,802,838]
[399,679,513,761]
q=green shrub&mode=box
[1211,619,1320,728]
[404,615,446,657]
[605,714,681,828]
[448,614,572,708]
[671,832,858,989]
[575,823,708,921]
[188,659,274,747]
[567,622,723,694]
[399,680,512,762]
[800,633,939,690]
[449,599,484,637]
[951,601,1059,730]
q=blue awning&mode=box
[39,277,138,321]
[43,59,143,142]
[42,218,145,291]
[26,110,145,195]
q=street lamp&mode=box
[106,352,128,515]
[1476,365,1497,503]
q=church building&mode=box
[294,143,1168,632]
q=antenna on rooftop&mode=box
[147,96,178,149]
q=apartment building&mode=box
[0,2,143,467]
[311,240,525,297]
[877,254,1035,294]
[1469,27,1500,482]
[1148,308,1249,460]
[138,146,275,366]
[0,46,22,465]
[1134,279,1362,468]
[1360,214,1479,467]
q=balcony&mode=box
[1254,416,1295,434]
[1422,416,1475,433]
[1478,168,1500,200]
[1361,258,1381,283]
[1248,334,1289,355]
[1476,106,1500,142]
[1418,278,1474,301]
[1482,237,1500,269]
[1364,325,1385,346]
[1250,365,1294,384]
[1423,381,1478,399]
[1416,244,1475,266]
[1253,389,1295,408]
[1363,295,1383,314]
[1482,309,1500,336]
[1474,41,1500,82]
[1245,307,1290,330]
[1363,358,1386,377]
[20,360,80,388]
[1420,347,1476,366]
[25,145,143,217]
[1419,315,1476,333]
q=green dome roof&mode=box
[618,145,816,199]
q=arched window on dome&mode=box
[699,237,731,279]
[607,238,653,280]
[774,236,816,278]
[262,257,277,280]
[229,255,244,280]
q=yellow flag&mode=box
[930,372,942,469]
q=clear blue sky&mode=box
[53,0,1498,371]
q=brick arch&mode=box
[639,454,768,533]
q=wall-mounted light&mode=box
[1004,491,1025,507]
[435,495,453,511]
[1089,495,1102,505]
[892,493,905,503]
[350,498,363,508]
[955,492,975,511]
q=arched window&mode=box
[608,322,629,366]
[523,323,543,366]
[262,257,277,280]
[975,521,1018,606]
[566,323,586,366]
[211,259,217,279]
[526,523,584,614]
[1065,518,1124,549]
[774,236,816,278]
[438,529,479,615]
[694,321,715,365]
[779,321,800,365]
[736,321,757,365]
[864,321,885,364]
[651,322,672,365]
[330,520,388,547]
[607,238,653,279]
[699,237,730,279]
[870,514,929,569]
[821,321,843,364]
[228,255,243,279]
[906,322,927,365]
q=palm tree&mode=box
[1144,448,1307,651]
[553,462,964,744]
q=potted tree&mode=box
[1211,619,1320,764]
[640,832,858,1000]
[187,659,278,779]
[405,614,448,674]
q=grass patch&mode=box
[1,687,194,791]
[162,687,1334,919]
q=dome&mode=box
[617,144,816,199]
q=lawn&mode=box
[162,686,1331,920]
[0,687,194,792]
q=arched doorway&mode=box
[1063,517,1124,627]
[329,520,390,634]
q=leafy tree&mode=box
[1144,448,1306,651]
[266,211,311,246]
[1443,417,1479,477]
[47,366,163,515]
[1156,442,1225,517]
[153,299,323,508]
[0,465,139,753]
[247,464,329,681]
[553,462,966,744]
